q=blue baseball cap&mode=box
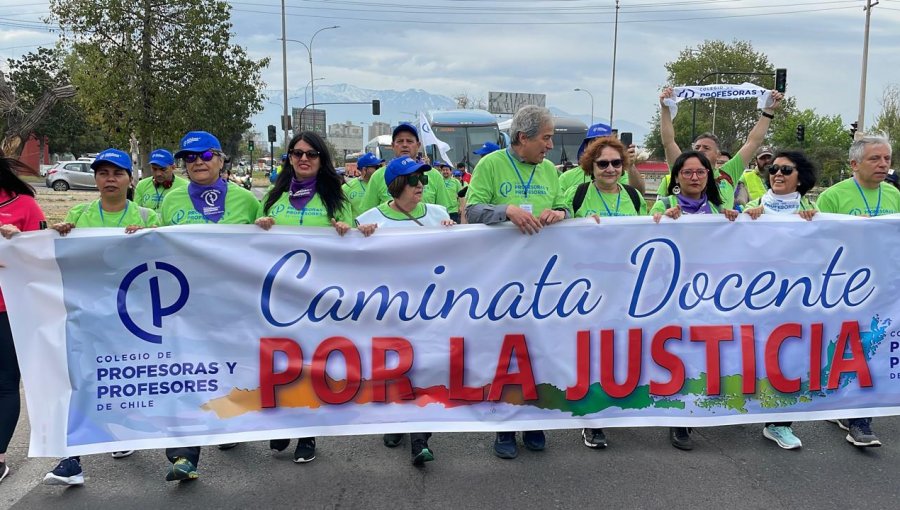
[357,152,383,169]
[392,122,419,141]
[148,149,175,168]
[175,131,222,158]
[576,123,613,160]
[433,160,452,168]
[91,148,133,174]
[473,142,500,155]
[385,156,431,185]
[452,170,462,177]
[281,153,288,162]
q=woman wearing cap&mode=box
[41,149,159,487]
[566,136,648,220]
[342,152,383,218]
[355,155,453,467]
[134,149,188,211]
[651,151,739,225]
[0,156,46,484]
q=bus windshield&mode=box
[546,132,585,166]
[433,125,500,168]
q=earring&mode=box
[672,184,681,195]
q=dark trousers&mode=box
[0,312,20,454]
[166,446,201,467]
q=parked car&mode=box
[44,160,97,191]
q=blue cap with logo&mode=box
[392,122,419,141]
[91,148,133,174]
[473,142,500,156]
[149,149,175,168]
[434,160,452,168]
[385,156,431,185]
[357,152,384,169]
[175,131,222,159]
[576,123,613,160]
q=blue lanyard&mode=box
[594,184,621,216]
[98,201,129,227]
[153,186,165,211]
[854,178,881,216]
[505,149,537,198]
[298,207,307,225]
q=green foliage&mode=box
[768,109,851,186]
[873,85,900,163]
[49,0,269,167]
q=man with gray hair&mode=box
[464,105,570,459]
[816,134,898,448]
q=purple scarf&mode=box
[289,177,317,211]
[675,193,712,214]
[187,178,229,223]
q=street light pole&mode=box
[285,26,339,134]
[857,0,878,136]
[574,88,594,126]
[304,77,325,107]
[609,0,620,128]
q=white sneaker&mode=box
[763,425,802,449]
[111,450,134,459]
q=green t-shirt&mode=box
[359,167,452,212]
[64,199,160,228]
[815,177,900,216]
[160,181,261,225]
[658,155,744,210]
[656,175,671,197]
[133,175,189,211]
[649,195,722,215]
[558,166,628,195]
[342,177,370,219]
[260,190,353,226]
[466,149,570,216]
[565,183,648,217]
[442,177,463,213]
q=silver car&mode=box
[44,160,97,191]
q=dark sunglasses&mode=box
[595,159,623,169]
[289,149,320,160]
[183,150,218,163]
[767,164,796,176]
[406,173,429,186]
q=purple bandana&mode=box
[675,193,712,214]
[289,177,317,211]
[187,178,229,223]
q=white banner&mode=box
[419,112,452,164]
[664,82,774,119]
[2,215,900,457]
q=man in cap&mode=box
[557,123,645,195]
[358,123,453,213]
[342,152,383,218]
[134,149,188,211]
[434,160,463,222]
[734,146,774,207]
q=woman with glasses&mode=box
[651,151,739,224]
[566,136,647,220]
[743,150,817,222]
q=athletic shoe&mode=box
[165,457,199,482]
[383,433,403,448]
[270,439,290,452]
[411,438,434,467]
[293,437,316,463]
[111,450,134,459]
[669,427,693,451]
[522,430,545,451]
[217,443,238,450]
[763,425,802,449]
[828,419,850,431]
[0,462,9,483]
[493,432,518,459]
[42,457,84,486]
[846,419,881,447]
[582,428,608,448]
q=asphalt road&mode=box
[3,386,899,510]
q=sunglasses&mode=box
[183,150,218,163]
[406,173,429,186]
[289,149,320,160]
[595,159,623,169]
[767,164,796,176]
[679,168,708,178]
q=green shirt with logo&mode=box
[133,175,189,211]
[260,191,353,226]
[160,181,261,225]
[565,183,648,217]
[442,177,463,213]
[359,167,452,213]
[467,149,570,215]
[342,177,370,218]
[64,199,160,228]
[815,177,900,216]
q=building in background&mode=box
[328,121,364,160]
[293,107,326,136]
[368,121,391,140]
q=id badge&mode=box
[520,203,533,215]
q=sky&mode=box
[2,0,900,140]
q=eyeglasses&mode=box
[289,149,321,160]
[183,150,218,163]
[679,168,708,178]
[767,164,796,176]
[406,173,429,186]
[594,159,623,170]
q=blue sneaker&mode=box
[42,457,84,486]
[523,430,546,451]
[763,425,802,449]
[846,418,881,447]
[493,432,518,459]
[165,457,199,482]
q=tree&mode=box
[768,109,851,186]
[872,85,900,160]
[49,0,269,170]
[645,40,789,158]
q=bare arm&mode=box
[659,87,681,168]
[624,144,645,194]
[735,91,784,164]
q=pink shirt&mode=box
[0,189,46,312]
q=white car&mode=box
[44,159,97,191]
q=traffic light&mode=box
[795,124,805,142]
[267,124,276,143]
[248,140,255,152]
[775,68,787,93]
[850,121,859,139]
[372,99,381,115]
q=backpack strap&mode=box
[572,182,591,213]
[622,184,641,212]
